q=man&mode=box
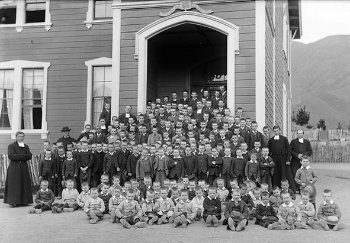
[249,121,264,150]
[290,130,313,192]
[268,126,296,192]
[194,101,204,122]
[119,105,137,125]
[180,90,190,105]
[77,124,92,142]
[188,91,198,111]
[99,103,111,127]
[57,126,77,151]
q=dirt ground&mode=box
[1,163,350,243]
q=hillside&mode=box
[292,35,350,128]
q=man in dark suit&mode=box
[57,126,77,151]
[180,90,190,105]
[249,121,264,150]
[118,105,137,125]
[99,103,111,127]
[239,118,251,149]
[290,130,313,191]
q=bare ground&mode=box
[1,163,350,243]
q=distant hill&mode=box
[292,35,350,129]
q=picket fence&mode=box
[291,129,350,141]
[0,154,41,191]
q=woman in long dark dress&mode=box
[4,131,33,206]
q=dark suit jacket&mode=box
[290,138,312,166]
[99,109,111,126]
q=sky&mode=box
[298,0,350,44]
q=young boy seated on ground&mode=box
[224,188,249,232]
[173,189,197,228]
[99,184,112,214]
[203,187,221,227]
[108,176,121,194]
[268,192,307,230]
[254,191,278,228]
[53,179,79,213]
[298,190,318,229]
[84,188,105,224]
[109,187,125,223]
[30,180,55,214]
[270,186,283,213]
[240,183,254,219]
[317,189,345,231]
[140,190,158,225]
[191,186,205,221]
[116,189,146,229]
[155,187,175,224]
[77,182,90,209]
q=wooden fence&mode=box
[292,129,350,141]
[310,141,350,163]
[0,154,41,190]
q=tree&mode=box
[317,119,326,130]
[295,106,310,126]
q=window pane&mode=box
[22,68,43,129]
[0,69,14,129]
[0,5,16,24]
[93,67,105,82]
[26,0,46,23]
[94,0,112,19]
[93,81,105,97]
[104,81,111,96]
[105,66,112,81]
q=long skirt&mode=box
[271,154,296,192]
[4,161,33,205]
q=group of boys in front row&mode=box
[32,154,345,231]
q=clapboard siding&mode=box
[119,0,256,114]
[0,134,43,155]
[0,0,112,152]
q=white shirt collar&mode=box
[100,125,106,129]
[41,189,48,192]
[261,202,270,207]
[303,166,311,170]
[324,200,334,205]
[274,135,280,140]
[250,160,258,164]
[17,142,25,147]
[298,138,304,143]
[282,202,293,207]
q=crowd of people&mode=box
[4,88,345,231]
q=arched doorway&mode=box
[147,24,227,102]
[134,11,239,113]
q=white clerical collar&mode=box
[282,202,293,207]
[324,200,334,205]
[17,142,25,147]
[101,125,106,129]
[298,138,304,143]
[274,135,280,140]
[250,160,258,164]
[41,189,48,192]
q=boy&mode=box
[77,141,93,189]
[268,192,306,230]
[259,147,274,189]
[183,146,197,180]
[281,180,296,200]
[298,191,318,229]
[109,187,125,223]
[221,148,234,189]
[168,149,185,181]
[244,153,260,183]
[191,186,205,221]
[155,188,175,224]
[109,175,121,195]
[295,156,318,205]
[153,148,169,187]
[270,186,283,213]
[39,150,55,191]
[99,184,112,214]
[126,146,140,180]
[224,189,249,231]
[317,189,345,231]
[59,179,79,212]
[116,189,146,229]
[207,148,222,185]
[187,180,197,200]
[140,190,158,225]
[30,180,55,214]
[240,183,254,218]
[62,150,78,188]
[97,174,110,193]
[216,178,229,204]
[77,182,90,209]
[136,148,153,182]
[140,176,153,200]
[255,191,278,228]
[197,144,209,182]
[233,149,247,185]
[173,189,197,228]
[203,187,221,227]
[103,143,117,182]
[84,187,105,224]
[92,143,105,187]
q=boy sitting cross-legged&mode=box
[203,187,221,227]
[224,188,249,232]
[154,187,175,224]
[84,187,105,224]
[173,189,197,228]
[254,191,278,228]
[140,190,159,225]
[30,180,55,214]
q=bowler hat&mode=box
[61,126,71,132]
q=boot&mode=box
[333,223,346,231]
[135,221,146,228]
[236,219,247,232]
[205,215,213,227]
[227,217,235,231]
[318,219,330,231]
[149,216,158,225]
[180,215,188,228]
[158,215,167,225]
[120,219,132,229]
[212,215,219,227]
[174,216,181,228]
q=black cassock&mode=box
[268,135,296,192]
[4,142,33,205]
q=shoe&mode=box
[35,209,42,214]
[228,218,235,231]
[136,222,146,228]
[52,206,57,213]
[308,219,317,229]
[63,208,74,213]
[110,214,116,223]
[56,208,63,213]
[333,223,346,231]
[206,215,213,227]
[319,220,330,231]
[89,218,98,224]
[236,219,247,232]
[174,217,181,228]
[120,219,132,229]
[212,216,219,227]
[180,215,188,228]
[149,217,158,225]
[29,208,36,214]
[169,216,174,224]
[158,215,167,225]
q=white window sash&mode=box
[0,60,50,139]
[85,0,115,29]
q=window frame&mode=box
[85,57,112,126]
[85,0,115,29]
[0,0,52,32]
[0,60,50,139]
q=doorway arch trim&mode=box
[135,11,239,113]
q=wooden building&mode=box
[0,0,301,153]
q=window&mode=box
[26,0,46,23]
[0,69,14,129]
[0,60,50,139]
[92,66,111,126]
[282,1,290,70]
[0,0,16,24]
[94,0,112,19]
[22,68,44,129]
[0,0,51,32]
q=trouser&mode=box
[34,203,51,211]
[197,172,208,182]
[86,210,104,219]
[208,174,218,186]
[155,171,167,187]
[222,173,232,190]
[54,177,63,197]
[291,163,301,191]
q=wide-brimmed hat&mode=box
[61,126,71,132]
